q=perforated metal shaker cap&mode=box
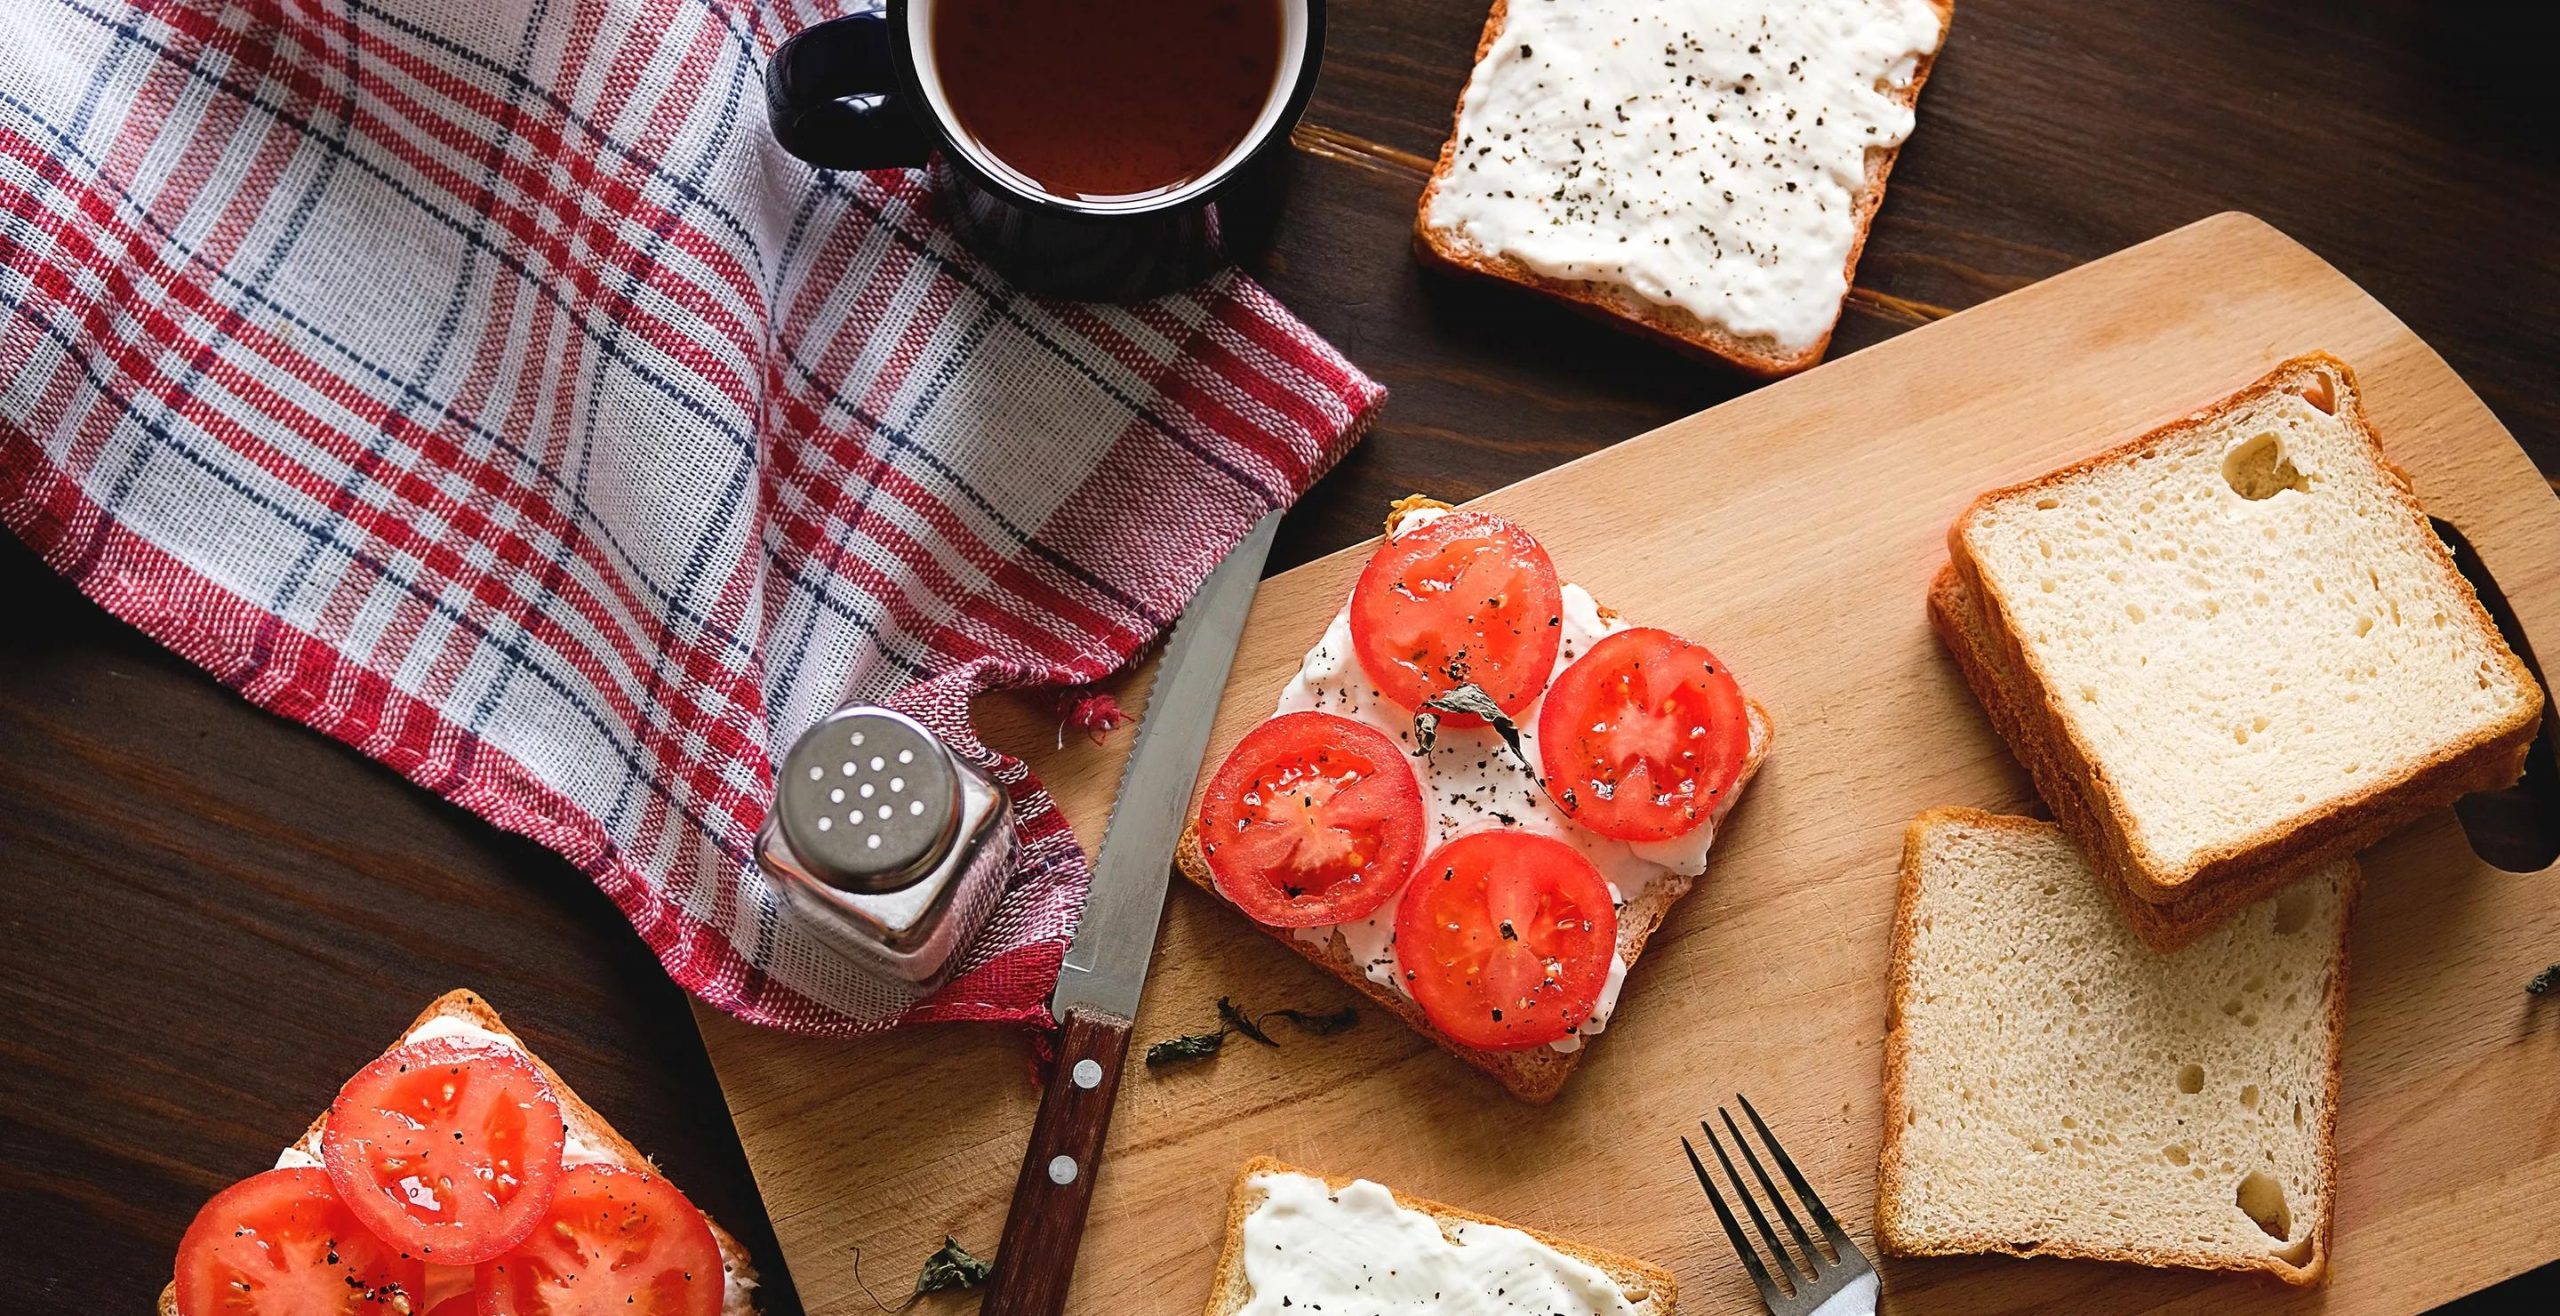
[772,706,962,894]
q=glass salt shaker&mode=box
[757,705,1015,993]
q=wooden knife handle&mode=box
[982,1006,1133,1316]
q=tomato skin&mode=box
[173,1167,427,1316]
[1537,627,1750,842]
[1350,510,1563,723]
[475,1165,724,1316]
[322,1038,567,1266]
[1199,711,1427,927]
[1392,831,1619,1050]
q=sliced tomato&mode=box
[173,1167,427,1316]
[1393,831,1618,1050]
[1537,627,1750,841]
[1350,509,1563,722]
[476,1165,724,1316]
[426,1297,478,1316]
[1199,711,1426,927]
[322,1038,566,1265]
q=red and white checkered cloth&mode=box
[0,0,1381,1033]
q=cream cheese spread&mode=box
[1271,505,1760,1053]
[272,1012,757,1315]
[1236,1170,1645,1316]
[1424,0,1945,353]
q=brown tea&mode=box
[930,0,1286,203]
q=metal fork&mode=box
[1681,1095,1879,1316]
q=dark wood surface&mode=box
[4,1,2553,1311]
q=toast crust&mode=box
[1945,352,2543,910]
[158,989,756,1315]
[1204,1156,1677,1315]
[1180,700,1770,1103]
[1412,0,1955,378]
[1873,808,2355,1286]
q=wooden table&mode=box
[4,2,2553,1312]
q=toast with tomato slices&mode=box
[1178,497,1772,1103]
[159,989,757,1316]
[1175,733,1767,1104]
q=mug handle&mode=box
[764,6,935,171]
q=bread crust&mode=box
[1179,699,1768,1103]
[1945,351,2543,911]
[1412,0,1955,378]
[1874,808,2356,1285]
[1204,1155,1677,1314]
[158,989,756,1315]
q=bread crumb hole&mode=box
[2163,1144,2190,1166]
[2236,1171,2291,1241]
[2355,615,2373,637]
[2293,1100,2305,1128]
[2035,496,2059,510]
[2126,603,2145,622]
[2223,432,2309,500]
[2176,1063,2205,1094]
[2297,373,2336,414]
[2240,1085,2261,1109]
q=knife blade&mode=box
[982,510,1282,1316]
[1051,508,1283,1020]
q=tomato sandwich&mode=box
[163,988,756,1316]
[1179,497,1773,1101]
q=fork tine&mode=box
[1704,1115,1805,1291]
[1737,1092,1856,1249]
[1683,1134,1786,1311]
[1721,1105,1827,1269]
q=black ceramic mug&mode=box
[764,0,1324,302]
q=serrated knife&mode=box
[981,510,1282,1316]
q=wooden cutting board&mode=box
[695,213,2560,1316]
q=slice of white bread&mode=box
[1413,0,1953,377]
[1876,809,2357,1284]
[1947,352,2541,917]
[1204,1156,1675,1315]
[158,989,757,1316]
[1176,699,1768,1104]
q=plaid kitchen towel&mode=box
[0,0,1382,1033]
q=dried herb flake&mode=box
[1145,997,1358,1071]
[853,1235,993,1311]
[1145,1028,1231,1067]
[1413,683,1531,772]
[909,1236,993,1303]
